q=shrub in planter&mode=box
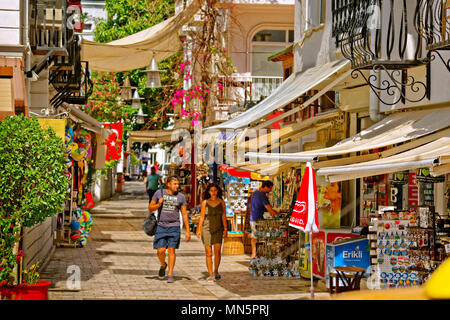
[0,115,68,286]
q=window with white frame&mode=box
[251,29,294,77]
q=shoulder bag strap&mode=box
[157,188,164,222]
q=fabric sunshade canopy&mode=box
[204,59,350,132]
[128,129,187,144]
[238,109,341,151]
[317,135,450,182]
[246,107,450,163]
[80,0,201,72]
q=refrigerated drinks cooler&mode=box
[299,229,359,279]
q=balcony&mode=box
[416,0,450,51]
[332,0,427,69]
[30,0,72,55]
[213,75,283,122]
[331,0,430,105]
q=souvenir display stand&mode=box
[363,171,450,290]
[57,123,94,248]
[222,176,251,255]
[247,167,305,277]
[373,206,450,289]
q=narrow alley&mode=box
[39,181,328,300]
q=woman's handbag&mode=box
[143,198,163,236]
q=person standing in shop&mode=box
[196,183,228,282]
[249,180,280,259]
[148,176,191,283]
[146,166,162,203]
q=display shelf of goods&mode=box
[248,212,301,278]
[374,207,443,290]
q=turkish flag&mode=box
[103,122,123,161]
[289,162,319,233]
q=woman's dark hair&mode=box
[203,183,223,200]
[261,180,274,189]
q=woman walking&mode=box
[196,183,228,282]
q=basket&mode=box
[222,232,244,255]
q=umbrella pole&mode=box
[309,232,314,299]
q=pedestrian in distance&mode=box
[148,176,191,283]
[146,166,162,203]
[196,183,228,282]
[249,180,279,259]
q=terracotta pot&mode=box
[0,280,51,300]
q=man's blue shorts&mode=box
[153,225,181,249]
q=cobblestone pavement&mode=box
[40,181,330,300]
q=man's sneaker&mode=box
[167,275,175,283]
[207,276,216,283]
[158,263,167,279]
[214,273,221,280]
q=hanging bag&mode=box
[143,190,164,236]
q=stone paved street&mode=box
[40,181,330,300]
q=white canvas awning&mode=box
[246,107,450,162]
[204,59,350,132]
[80,0,201,72]
[128,129,187,144]
[317,135,450,182]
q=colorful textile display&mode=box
[72,208,94,247]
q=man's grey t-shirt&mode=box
[152,189,187,227]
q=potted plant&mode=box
[0,262,52,300]
[0,115,68,300]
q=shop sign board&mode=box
[326,238,370,288]
[311,231,358,278]
[408,173,419,207]
[416,168,445,183]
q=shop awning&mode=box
[128,129,186,144]
[238,109,341,151]
[204,59,351,132]
[317,135,450,182]
[80,0,201,72]
[246,107,450,163]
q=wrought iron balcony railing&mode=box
[332,0,430,105]
[416,0,450,51]
[415,0,450,72]
[332,0,427,69]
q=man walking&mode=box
[146,166,162,203]
[148,176,191,283]
[249,180,279,259]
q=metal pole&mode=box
[310,232,314,299]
